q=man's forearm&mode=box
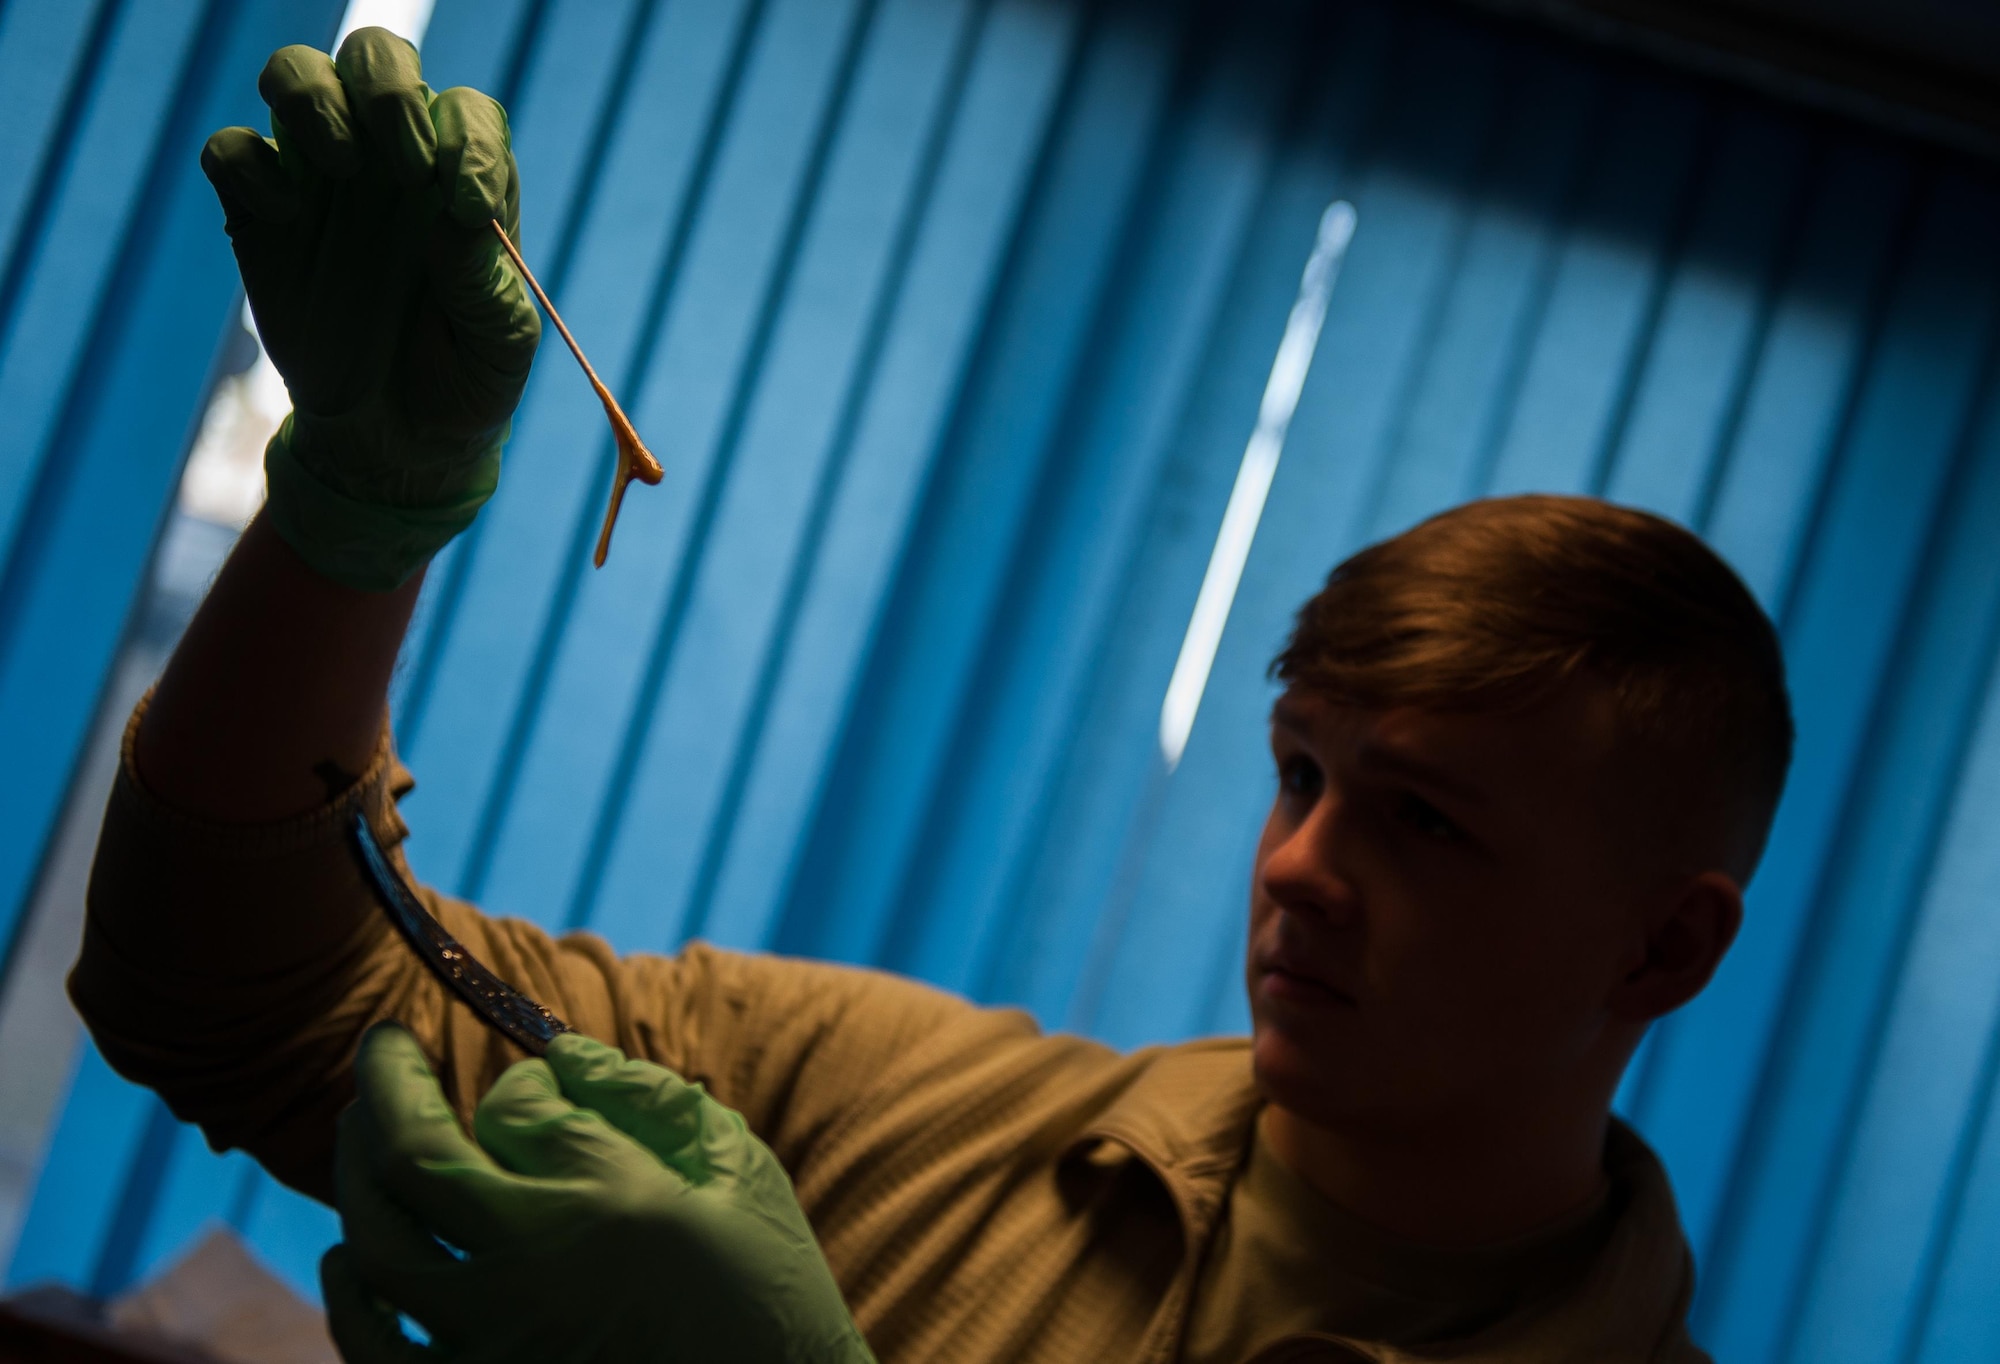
[135,510,425,822]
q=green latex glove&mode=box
[200,29,540,591]
[321,1026,876,1364]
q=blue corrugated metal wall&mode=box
[3,0,1999,1358]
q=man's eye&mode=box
[1278,755,1323,800]
[1398,793,1461,842]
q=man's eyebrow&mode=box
[1268,698,1311,734]
[1354,742,1490,808]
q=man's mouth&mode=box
[1255,955,1354,1007]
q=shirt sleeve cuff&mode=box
[109,689,416,863]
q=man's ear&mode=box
[1609,872,1744,1022]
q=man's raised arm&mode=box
[141,27,536,818]
[69,27,556,1197]
[137,511,425,822]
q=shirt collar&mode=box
[1063,1038,1263,1232]
[1062,1040,1701,1363]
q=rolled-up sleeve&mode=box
[71,698,984,1205]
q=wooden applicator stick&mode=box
[489,218,664,567]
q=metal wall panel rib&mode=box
[1710,203,2000,1358]
[399,0,677,897]
[1620,135,1910,1144]
[0,0,203,578]
[622,4,1082,957]
[425,0,880,937]
[472,0,805,924]
[0,3,111,287]
[1792,353,2000,1364]
[992,4,1393,1027]
[588,0,983,950]
[0,0,235,945]
[4,3,2000,1357]
[780,0,1196,972]
[893,0,1317,997]
[1600,109,1811,520]
[457,0,688,905]
[413,0,769,924]
[423,0,671,904]
[1920,935,2000,1360]
[1087,4,1416,1047]
[1688,177,2000,1355]
[693,0,1079,949]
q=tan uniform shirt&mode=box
[72,703,1711,1363]
[1182,1127,1614,1362]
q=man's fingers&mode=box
[336,1105,501,1344]
[200,128,296,225]
[425,85,534,378]
[473,1058,687,1188]
[320,1245,437,1364]
[421,218,541,382]
[348,1024,528,1252]
[544,1034,716,1183]
[258,45,358,177]
[335,28,436,187]
[500,131,522,242]
[431,87,513,229]
[351,1024,490,1173]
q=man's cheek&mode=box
[1375,946,1524,1069]
[1409,952,1584,1083]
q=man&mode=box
[72,28,1788,1364]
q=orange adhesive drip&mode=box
[490,219,663,567]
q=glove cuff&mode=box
[263,414,499,592]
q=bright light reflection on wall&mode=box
[1158,199,1357,770]
[177,302,288,528]
[335,0,437,49]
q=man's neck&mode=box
[1259,1099,1610,1250]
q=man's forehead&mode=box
[1269,687,1622,788]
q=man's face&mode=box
[1246,686,1647,1132]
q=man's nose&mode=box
[1259,798,1358,920]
